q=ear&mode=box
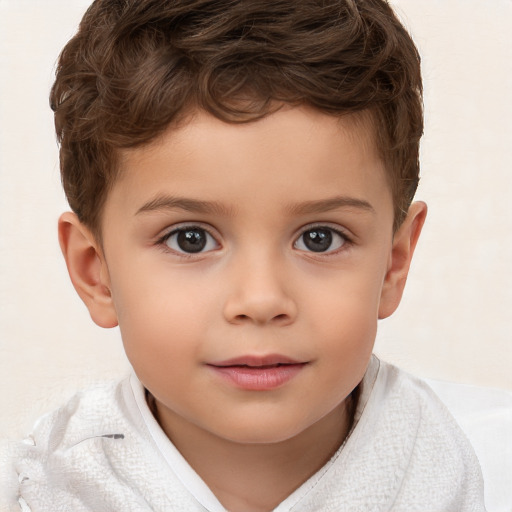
[58,212,118,328]
[378,201,427,319]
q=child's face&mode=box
[69,106,421,445]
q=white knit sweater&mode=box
[6,357,485,511]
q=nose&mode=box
[222,253,298,326]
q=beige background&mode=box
[1,0,511,440]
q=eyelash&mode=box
[155,224,353,257]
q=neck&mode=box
[149,391,356,512]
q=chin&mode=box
[212,417,311,445]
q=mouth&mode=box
[209,354,305,368]
[207,355,308,390]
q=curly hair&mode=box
[51,0,422,235]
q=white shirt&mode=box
[9,356,485,511]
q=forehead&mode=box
[107,106,391,221]
[118,105,380,172]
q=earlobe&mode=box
[378,201,427,319]
[58,212,118,328]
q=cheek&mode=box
[308,266,384,332]
[320,302,377,364]
[111,253,215,323]
[318,305,377,408]
[305,270,383,370]
[108,267,210,373]
[118,306,203,401]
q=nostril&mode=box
[223,294,297,325]
[232,313,289,324]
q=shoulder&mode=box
[8,378,155,511]
[374,358,458,420]
[6,376,209,511]
[366,358,485,509]
[22,379,126,451]
[356,356,468,438]
[371,359,480,464]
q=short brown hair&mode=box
[51,0,422,235]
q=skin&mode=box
[59,105,426,512]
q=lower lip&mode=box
[208,364,306,391]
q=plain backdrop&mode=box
[1,0,511,441]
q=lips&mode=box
[210,354,303,367]
[207,354,308,390]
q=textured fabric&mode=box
[7,357,485,511]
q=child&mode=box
[10,0,485,510]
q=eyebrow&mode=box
[135,194,375,217]
[135,195,234,216]
[286,196,375,215]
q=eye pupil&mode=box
[303,229,332,252]
[177,229,207,253]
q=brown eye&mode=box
[165,227,219,254]
[302,229,332,252]
[294,227,347,253]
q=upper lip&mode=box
[208,354,305,367]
